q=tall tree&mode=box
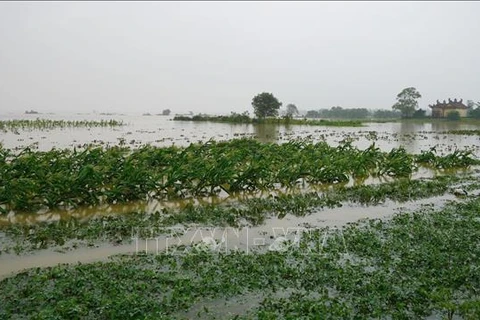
[392,87,422,118]
[285,103,299,116]
[252,92,282,118]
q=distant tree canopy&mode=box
[252,92,282,118]
[372,109,402,119]
[447,111,461,121]
[412,109,426,119]
[468,101,480,119]
[305,107,402,119]
[305,107,370,119]
[285,104,299,116]
[392,87,422,118]
[162,109,171,116]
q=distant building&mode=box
[429,98,469,118]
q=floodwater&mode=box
[1,112,480,279]
[0,164,454,226]
[0,192,462,280]
[1,112,480,156]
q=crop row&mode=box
[1,174,472,253]
[1,197,479,318]
[0,119,123,132]
[0,139,478,212]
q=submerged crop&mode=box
[0,139,478,213]
[1,197,479,319]
[0,119,124,132]
[1,174,476,253]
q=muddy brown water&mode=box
[1,112,479,156]
[0,192,462,280]
[0,112,479,279]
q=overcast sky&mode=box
[0,1,479,115]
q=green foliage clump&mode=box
[174,112,251,123]
[392,87,422,118]
[412,109,427,118]
[173,114,364,127]
[0,140,478,213]
[308,106,370,119]
[251,92,282,118]
[446,110,461,121]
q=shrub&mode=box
[446,111,461,121]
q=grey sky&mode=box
[1,1,479,115]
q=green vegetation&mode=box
[173,114,364,126]
[467,101,480,119]
[1,174,474,253]
[372,109,403,119]
[285,103,299,117]
[1,140,477,212]
[412,108,427,118]
[173,112,251,123]
[298,118,363,127]
[1,196,479,319]
[306,106,370,119]
[252,92,282,118]
[447,110,461,121]
[0,119,124,133]
[305,108,402,120]
[1,139,478,213]
[392,87,422,118]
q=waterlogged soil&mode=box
[1,113,480,157]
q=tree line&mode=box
[252,88,479,120]
[305,107,401,119]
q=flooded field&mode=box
[1,112,480,156]
[1,112,480,319]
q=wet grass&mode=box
[1,139,478,213]
[1,196,479,319]
[0,119,124,133]
[1,174,477,254]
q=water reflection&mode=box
[398,121,420,153]
[1,166,470,225]
[253,124,279,143]
[2,113,480,157]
